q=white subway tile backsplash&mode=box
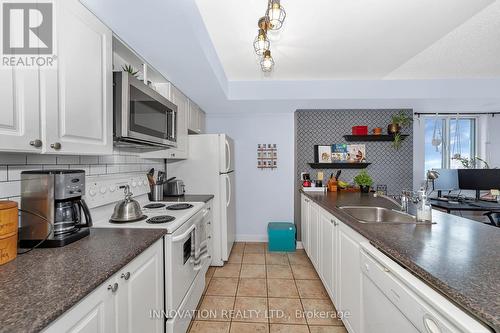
[0,166,7,182]
[106,165,120,174]
[7,165,42,181]
[27,154,57,164]
[105,155,128,164]
[0,153,27,164]
[0,149,164,198]
[69,165,90,174]
[80,156,99,164]
[57,156,80,164]
[0,181,21,199]
[89,165,106,175]
[43,165,70,170]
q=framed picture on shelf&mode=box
[314,145,332,163]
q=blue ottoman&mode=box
[267,222,296,252]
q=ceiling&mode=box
[81,0,500,114]
[195,0,497,81]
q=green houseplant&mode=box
[122,64,139,77]
[388,111,413,150]
[354,170,373,193]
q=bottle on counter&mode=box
[416,188,432,222]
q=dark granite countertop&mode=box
[301,190,500,332]
[0,228,167,333]
[163,194,214,203]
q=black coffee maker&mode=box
[19,170,92,248]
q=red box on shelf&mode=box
[352,126,368,135]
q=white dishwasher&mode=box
[360,243,491,333]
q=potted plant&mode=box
[122,64,139,77]
[388,111,412,149]
[353,170,373,193]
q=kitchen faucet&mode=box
[373,191,413,213]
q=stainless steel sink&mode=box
[338,206,417,224]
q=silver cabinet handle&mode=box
[29,139,42,148]
[107,283,118,293]
[121,272,131,280]
[334,220,339,226]
[50,142,61,150]
[208,236,212,239]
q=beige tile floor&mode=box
[188,242,347,333]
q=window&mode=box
[424,116,476,171]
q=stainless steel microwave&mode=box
[113,71,177,148]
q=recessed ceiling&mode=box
[195,0,495,81]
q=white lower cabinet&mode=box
[300,195,310,255]
[43,240,164,333]
[300,194,492,333]
[318,207,338,303]
[338,222,363,333]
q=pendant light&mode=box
[266,0,286,30]
[253,28,270,55]
[260,50,274,72]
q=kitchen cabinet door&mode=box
[319,208,335,300]
[167,85,189,159]
[338,223,363,333]
[0,68,42,153]
[43,278,117,333]
[188,101,205,134]
[41,0,112,155]
[198,109,206,134]
[300,194,310,254]
[309,202,320,270]
[116,240,164,333]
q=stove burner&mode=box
[109,215,148,223]
[146,215,176,224]
[143,203,166,209]
[166,203,194,210]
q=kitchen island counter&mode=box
[0,228,167,333]
[301,190,500,332]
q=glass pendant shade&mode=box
[266,0,286,30]
[253,29,270,55]
[260,50,274,72]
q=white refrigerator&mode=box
[168,134,236,266]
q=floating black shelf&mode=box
[308,162,371,169]
[343,134,409,142]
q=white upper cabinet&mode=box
[0,68,42,152]
[166,85,189,159]
[188,101,206,134]
[41,0,112,155]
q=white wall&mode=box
[207,113,295,242]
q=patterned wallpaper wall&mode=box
[294,109,414,235]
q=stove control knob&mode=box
[143,180,148,186]
[131,181,137,187]
[109,186,116,192]
[99,187,106,194]
[89,188,97,197]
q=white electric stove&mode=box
[86,173,213,333]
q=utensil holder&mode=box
[149,184,164,201]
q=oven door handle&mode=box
[172,224,196,242]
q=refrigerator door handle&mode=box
[225,139,231,173]
[225,174,231,208]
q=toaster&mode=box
[164,179,185,197]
